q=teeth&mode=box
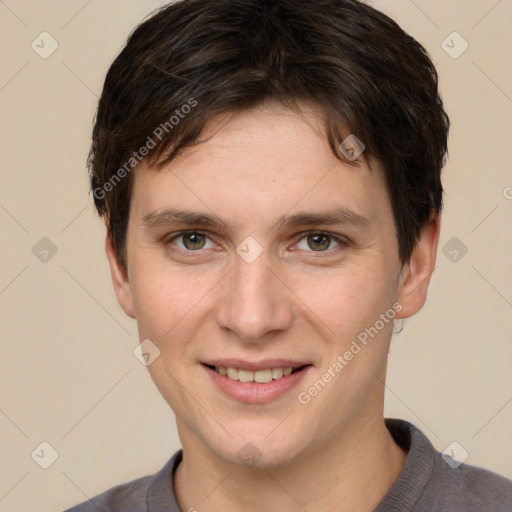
[254,369,273,383]
[238,369,253,382]
[227,367,239,380]
[215,365,296,382]
[272,368,284,379]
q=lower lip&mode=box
[203,365,311,404]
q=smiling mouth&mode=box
[205,364,308,383]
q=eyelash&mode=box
[164,230,350,255]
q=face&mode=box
[107,103,438,468]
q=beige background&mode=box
[0,0,511,510]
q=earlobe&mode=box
[396,215,441,319]
[105,227,136,319]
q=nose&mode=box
[215,249,295,342]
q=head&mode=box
[90,0,449,468]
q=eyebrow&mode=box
[141,209,229,231]
[141,207,370,232]
[273,208,370,231]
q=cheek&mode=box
[130,260,210,346]
[293,263,395,340]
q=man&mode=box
[67,0,512,510]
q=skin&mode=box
[106,102,440,512]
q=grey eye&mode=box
[170,232,215,251]
[182,232,206,250]
[296,233,340,252]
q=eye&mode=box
[167,231,216,251]
[295,232,345,252]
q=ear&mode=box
[396,214,441,318]
[105,225,136,319]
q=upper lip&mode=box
[202,359,311,371]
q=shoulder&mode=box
[62,451,182,512]
[63,473,153,512]
[381,419,512,512]
[427,457,512,511]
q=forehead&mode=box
[129,103,392,231]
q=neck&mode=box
[174,414,407,512]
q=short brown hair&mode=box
[89,0,449,268]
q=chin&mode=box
[207,423,310,469]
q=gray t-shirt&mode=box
[64,419,512,511]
